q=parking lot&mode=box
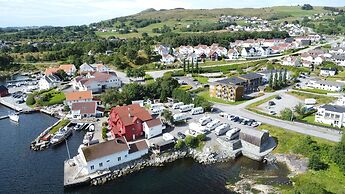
[148,103,262,152]
[174,76,202,90]
[257,93,303,116]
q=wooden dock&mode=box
[0,115,9,120]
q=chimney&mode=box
[128,107,131,117]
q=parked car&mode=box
[177,132,186,139]
[268,101,275,106]
[269,111,276,115]
[275,96,282,100]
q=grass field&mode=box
[49,119,70,134]
[287,91,336,105]
[294,87,337,95]
[192,76,209,84]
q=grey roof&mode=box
[239,72,262,80]
[320,104,345,113]
[216,77,245,85]
[240,127,268,138]
[0,85,8,91]
[320,67,337,71]
[44,74,61,84]
[259,69,286,74]
[244,47,256,52]
[332,54,345,60]
[315,80,345,87]
[285,38,295,43]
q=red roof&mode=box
[111,104,152,126]
[72,101,96,114]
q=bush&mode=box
[280,108,295,121]
[294,182,329,194]
[331,135,345,173]
[102,127,108,139]
[185,135,199,148]
[196,134,206,142]
[174,139,185,150]
[309,154,328,171]
[26,94,35,105]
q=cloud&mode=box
[0,0,344,27]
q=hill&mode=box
[93,6,336,38]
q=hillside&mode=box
[94,6,335,38]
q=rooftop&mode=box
[320,104,345,113]
[239,72,262,80]
[145,118,162,128]
[81,137,129,162]
[110,104,152,126]
[128,140,149,154]
[71,101,96,114]
[65,91,93,101]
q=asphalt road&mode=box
[213,89,342,142]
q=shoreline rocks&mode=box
[273,154,308,177]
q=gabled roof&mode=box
[145,118,162,128]
[0,85,8,92]
[320,104,345,113]
[81,137,130,162]
[111,104,152,126]
[216,77,245,85]
[239,73,262,81]
[59,64,75,72]
[72,101,96,114]
[65,91,93,101]
[129,140,149,154]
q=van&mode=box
[214,123,230,136]
[225,128,240,141]
[179,104,195,112]
[191,107,204,115]
[198,116,212,126]
[189,122,207,134]
[172,102,184,109]
[151,107,164,115]
[173,113,188,122]
[206,119,221,131]
[151,103,164,110]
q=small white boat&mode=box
[9,114,19,123]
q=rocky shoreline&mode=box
[90,147,235,186]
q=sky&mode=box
[0,0,344,27]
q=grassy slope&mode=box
[96,6,331,38]
[287,91,336,105]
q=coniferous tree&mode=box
[187,60,190,72]
[278,69,283,87]
[268,70,273,88]
[191,58,194,74]
[183,59,186,72]
[273,71,278,89]
[196,59,199,74]
[282,69,287,85]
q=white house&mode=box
[315,104,345,128]
[65,90,93,107]
[329,47,345,54]
[160,54,175,64]
[79,63,95,74]
[282,56,301,67]
[320,68,337,77]
[336,95,345,106]
[79,137,149,174]
[71,101,97,119]
[72,72,121,93]
[143,118,165,139]
[38,74,61,90]
[331,54,345,66]
[178,45,194,55]
[307,80,345,92]
[228,48,240,60]
[154,45,170,56]
[257,69,291,83]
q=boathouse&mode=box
[239,128,269,153]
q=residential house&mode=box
[0,85,9,97]
[257,69,291,83]
[65,91,93,107]
[160,54,175,64]
[307,80,345,92]
[331,54,345,66]
[315,104,345,128]
[79,63,95,74]
[320,68,337,77]
[227,48,240,60]
[38,74,61,90]
[143,118,165,139]
[79,137,149,174]
[282,56,301,67]
[178,45,194,55]
[108,104,153,141]
[154,44,170,56]
[71,101,97,119]
[72,72,121,93]
[194,44,210,56]
[336,95,345,106]
[329,47,345,54]
[45,64,76,76]
[91,64,110,73]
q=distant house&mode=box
[79,138,149,174]
[336,95,345,106]
[0,85,9,97]
[331,54,345,66]
[227,48,240,60]
[329,47,345,54]
[257,69,291,83]
[38,74,61,90]
[108,104,153,141]
[320,68,337,77]
[160,54,175,64]
[307,80,345,92]
[238,73,263,93]
[71,101,97,119]
[72,72,121,93]
[79,63,95,74]
[154,44,170,56]
[143,118,165,139]
[315,104,345,128]
[45,64,76,76]
[282,56,301,67]
[65,91,93,107]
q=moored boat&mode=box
[50,127,73,146]
[9,114,19,123]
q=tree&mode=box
[191,58,194,74]
[196,59,199,73]
[268,70,273,88]
[185,135,198,148]
[174,139,185,150]
[280,108,294,121]
[102,127,108,139]
[187,60,190,72]
[278,69,283,87]
[282,69,287,85]
[308,154,328,171]
[162,109,173,124]
[331,135,345,172]
[100,88,121,107]
[26,94,36,106]
[294,182,329,194]
[302,4,314,10]
[273,71,278,89]
[183,59,186,72]
[294,103,307,117]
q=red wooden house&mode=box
[108,104,152,141]
[0,85,9,97]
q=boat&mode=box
[9,114,19,123]
[83,132,94,145]
[50,127,73,146]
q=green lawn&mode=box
[197,91,248,105]
[287,91,336,105]
[193,76,209,84]
[294,87,336,95]
[301,115,345,131]
[246,95,278,109]
[49,119,70,134]
[31,89,66,107]
[179,85,193,91]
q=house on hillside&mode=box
[71,101,98,119]
[143,118,165,139]
[320,68,337,77]
[315,104,345,128]
[282,56,301,67]
[45,64,76,76]
[38,74,61,90]
[65,91,93,107]
[227,48,240,60]
[72,72,121,93]
[307,80,345,92]
[161,54,175,64]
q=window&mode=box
[91,165,94,170]
[99,163,103,167]
[118,157,121,161]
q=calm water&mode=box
[0,105,290,194]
